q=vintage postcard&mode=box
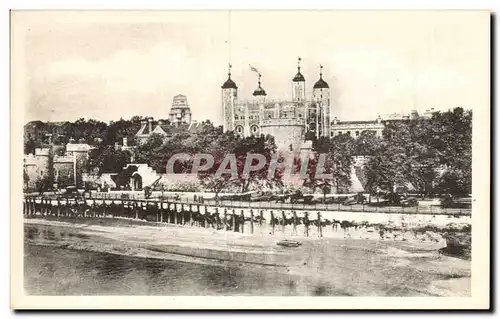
[10,10,490,309]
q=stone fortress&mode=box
[221,58,331,151]
[221,58,430,151]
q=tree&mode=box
[88,145,131,174]
[103,118,142,146]
[364,107,472,199]
[197,131,240,196]
[233,134,279,193]
[133,133,168,172]
[68,118,108,145]
[312,134,355,194]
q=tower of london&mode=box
[221,58,331,151]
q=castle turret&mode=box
[252,73,267,99]
[292,57,306,102]
[313,64,331,138]
[221,64,238,132]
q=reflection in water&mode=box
[25,244,332,296]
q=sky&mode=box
[13,10,489,125]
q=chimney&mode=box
[333,117,338,125]
[123,137,128,147]
[148,118,153,133]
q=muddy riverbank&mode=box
[24,217,471,296]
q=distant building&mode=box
[135,118,201,145]
[168,94,192,125]
[135,94,197,145]
[330,110,421,138]
[330,117,385,138]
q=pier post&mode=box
[160,201,164,223]
[304,212,309,237]
[232,209,236,232]
[240,210,244,233]
[259,210,263,226]
[196,205,200,227]
[215,207,219,229]
[318,212,323,238]
[56,199,61,217]
[135,202,139,220]
[39,198,44,216]
[250,209,254,234]
[292,211,297,235]
[180,204,185,225]
[204,206,208,228]
[66,198,70,217]
[111,200,116,218]
[121,200,125,218]
[270,210,275,235]
[174,203,178,224]
[189,204,193,226]
[224,208,228,231]
[282,211,286,233]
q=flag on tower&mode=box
[249,64,259,74]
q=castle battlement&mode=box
[54,155,74,163]
[34,148,50,156]
[24,154,37,166]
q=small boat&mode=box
[277,240,302,248]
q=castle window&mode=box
[338,132,342,135]
[268,114,272,119]
[249,115,253,120]
[235,115,239,120]
[236,126,243,133]
[346,131,351,136]
[330,132,334,137]
[355,131,360,136]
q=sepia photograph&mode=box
[10,9,490,309]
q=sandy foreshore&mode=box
[24,216,471,296]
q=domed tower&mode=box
[313,64,330,138]
[252,73,266,136]
[292,57,306,102]
[221,64,238,132]
[169,94,192,126]
[252,73,267,100]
